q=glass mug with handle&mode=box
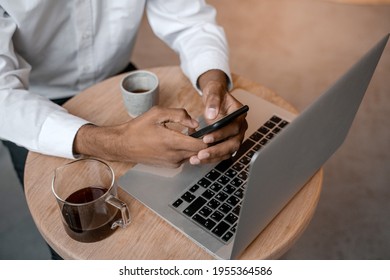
[52,158,131,243]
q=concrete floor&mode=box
[1,0,389,259]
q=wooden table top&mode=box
[24,66,323,259]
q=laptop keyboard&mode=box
[170,115,289,244]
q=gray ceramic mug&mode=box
[120,70,159,117]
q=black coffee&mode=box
[132,89,149,93]
[61,186,120,243]
[66,185,107,204]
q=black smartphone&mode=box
[190,105,249,138]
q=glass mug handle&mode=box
[106,195,131,229]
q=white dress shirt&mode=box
[0,0,231,158]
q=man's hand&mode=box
[190,70,248,164]
[73,106,208,168]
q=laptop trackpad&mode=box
[131,164,183,178]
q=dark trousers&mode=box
[2,62,137,260]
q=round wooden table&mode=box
[24,66,323,259]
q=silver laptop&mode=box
[119,34,389,259]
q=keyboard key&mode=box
[266,133,275,140]
[273,127,281,134]
[239,156,251,165]
[238,171,248,181]
[232,205,241,216]
[225,169,237,178]
[250,132,262,142]
[215,192,228,202]
[172,198,183,208]
[219,203,232,214]
[192,214,216,230]
[247,150,255,158]
[201,189,215,200]
[279,120,289,128]
[270,115,282,124]
[258,126,269,135]
[212,221,230,237]
[264,121,276,129]
[207,199,221,209]
[209,182,223,192]
[205,169,221,181]
[224,213,238,225]
[215,158,234,173]
[222,231,234,242]
[223,185,236,195]
[253,144,262,151]
[199,206,212,217]
[230,177,244,188]
[217,175,231,185]
[234,188,244,199]
[232,162,245,172]
[259,138,268,145]
[210,210,224,222]
[226,196,240,207]
[189,184,199,193]
[181,192,195,203]
[183,196,207,217]
[197,178,212,188]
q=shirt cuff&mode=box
[38,109,90,159]
[185,51,233,95]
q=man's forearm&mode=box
[73,124,121,161]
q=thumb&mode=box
[203,85,225,120]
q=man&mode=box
[0,1,247,184]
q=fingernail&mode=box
[190,157,200,165]
[206,108,217,119]
[198,152,210,160]
[203,135,214,144]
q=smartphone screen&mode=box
[190,105,249,138]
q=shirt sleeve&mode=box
[146,0,233,93]
[0,8,89,159]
